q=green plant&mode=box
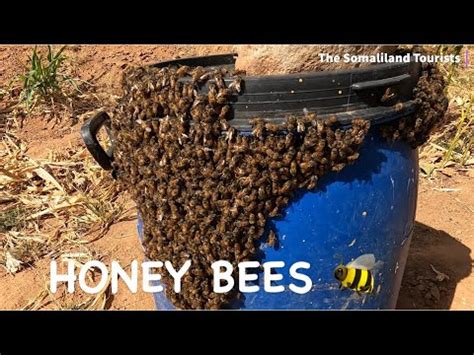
[437,45,463,85]
[0,207,26,233]
[441,96,473,167]
[19,45,78,110]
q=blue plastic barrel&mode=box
[78,54,423,309]
[137,128,418,309]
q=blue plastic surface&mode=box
[137,129,418,309]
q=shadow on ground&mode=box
[397,221,472,309]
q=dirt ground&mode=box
[0,45,472,310]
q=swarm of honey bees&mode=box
[381,62,449,147]
[110,61,446,309]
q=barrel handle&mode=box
[80,111,115,171]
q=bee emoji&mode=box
[334,253,377,294]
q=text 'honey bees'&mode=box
[50,260,313,295]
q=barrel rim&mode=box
[148,52,421,128]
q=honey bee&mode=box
[264,122,281,134]
[228,77,243,94]
[307,176,318,190]
[219,105,231,120]
[191,66,206,82]
[381,87,395,103]
[214,73,225,90]
[176,65,190,78]
[216,88,231,104]
[206,83,218,105]
[231,69,247,76]
[332,163,346,172]
[252,122,265,139]
[267,230,277,248]
[297,119,306,133]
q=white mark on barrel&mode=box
[362,211,368,217]
[291,90,295,94]
[299,78,303,83]
[390,176,395,201]
[348,239,356,247]
[302,239,306,243]
[338,90,343,95]
[376,284,382,294]
[395,261,399,274]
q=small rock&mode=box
[430,285,441,302]
[417,284,425,291]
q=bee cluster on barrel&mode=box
[110,60,448,309]
[381,63,449,147]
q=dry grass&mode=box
[22,260,113,310]
[419,45,474,176]
[0,134,133,275]
[0,45,125,310]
